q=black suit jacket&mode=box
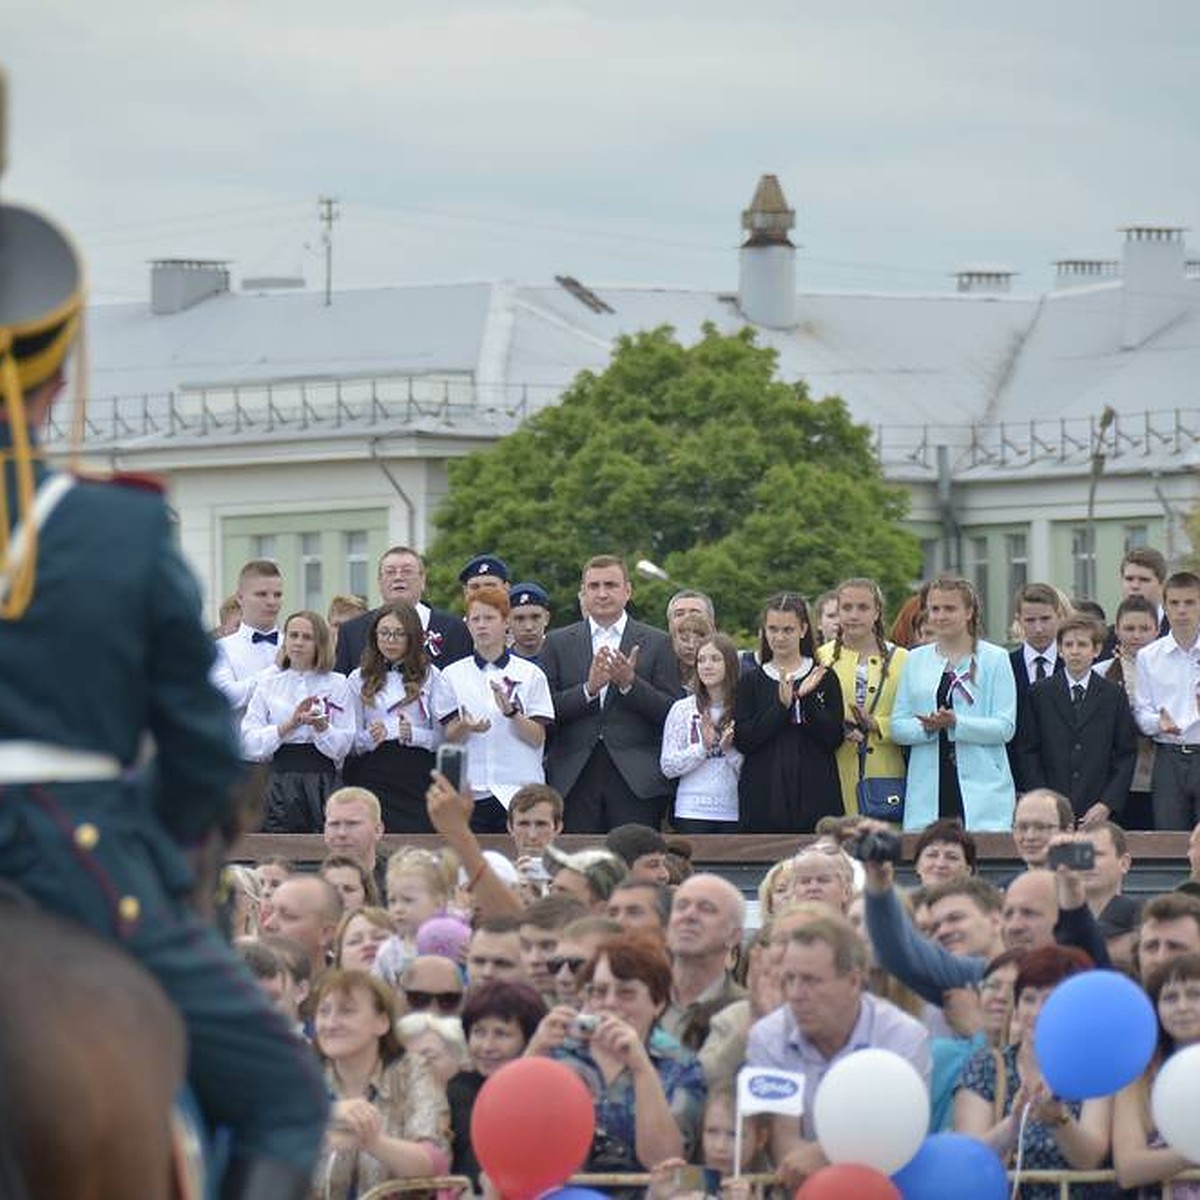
[1014,672,1138,817]
[334,604,471,675]
[1008,645,1065,788]
[539,616,681,799]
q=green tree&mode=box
[427,325,920,636]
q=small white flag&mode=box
[737,1067,806,1117]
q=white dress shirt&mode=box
[437,652,554,806]
[241,668,355,763]
[347,665,451,755]
[1133,633,1200,744]
[1022,642,1059,684]
[587,611,628,706]
[212,622,281,713]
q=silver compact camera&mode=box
[308,697,326,721]
[570,1013,599,1038]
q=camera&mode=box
[1047,841,1095,871]
[845,827,903,865]
[570,1013,599,1039]
[308,697,326,721]
[435,743,468,792]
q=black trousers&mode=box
[561,744,667,834]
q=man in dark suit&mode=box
[539,555,681,833]
[1008,582,1068,789]
[1015,615,1137,827]
[334,545,471,673]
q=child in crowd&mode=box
[374,848,459,986]
[1096,594,1166,830]
[1015,615,1138,828]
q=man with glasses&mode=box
[1011,787,1074,869]
[518,893,587,1001]
[550,916,622,1005]
[334,545,471,673]
[399,955,465,1017]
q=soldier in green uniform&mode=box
[0,75,327,1199]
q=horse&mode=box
[0,888,192,1200]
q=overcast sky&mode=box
[5,1,1198,304]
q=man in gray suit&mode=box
[540,555,681,833]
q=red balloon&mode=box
[470,1058,595,1200]
[795,1164,900,1200]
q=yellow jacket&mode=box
[816,640,909,815]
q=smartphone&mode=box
[1047,841,1095,871]
[673,1166,721,1195]
[435,743,468,791]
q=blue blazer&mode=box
[892,639,1017,832]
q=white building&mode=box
[55,179,1199,637]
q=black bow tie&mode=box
[252,630,279,645]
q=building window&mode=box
[1005,532,1028,600]
[301,533,323,610]
[969,536,989,604]
[1124,525,1149,551]
[251,534,277,561]
[1072,527,1096,599]
[345,530,369,601]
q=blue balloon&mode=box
[893,1133,1007,1200]
[1034,969,1157,1100]
[541,1189,609,1200]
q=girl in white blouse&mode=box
[242,610,354,832]
[344,602,451,834]
[661,634,744,833]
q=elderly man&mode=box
[747,915,930,1188]
[334,545,471,673]
[661,874,747,1073]
[399,954,465,1018]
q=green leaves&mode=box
[427,325,921,634]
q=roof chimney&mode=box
[1052,258,1119,289]
[1119,225,1188,349]
[737,175,796,329]
[151,259,230,315]
[953,266,1015,294]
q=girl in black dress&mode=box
[734,592,844,832]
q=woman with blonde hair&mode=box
[312,969,449,1198]
[817,577,908,818]
[241,609,354,832]
[892,576,1016,832]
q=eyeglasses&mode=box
[548,956,588,976]
[404,989,463,1014]
[377,628,409,642]
[1013,821,1058,835]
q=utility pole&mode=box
[318,196,340,307]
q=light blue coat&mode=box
[892,639,1017,831]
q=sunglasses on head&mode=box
[404,989,462,1014]
[548,956,588,976]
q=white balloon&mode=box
[813,1048,929,1174]
[1151,1044,1200,1164]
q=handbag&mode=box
[854,644,906,822]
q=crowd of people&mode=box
[212,544,1200,839]
[203,542,1200,1197]
[227,779,1200,1198]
